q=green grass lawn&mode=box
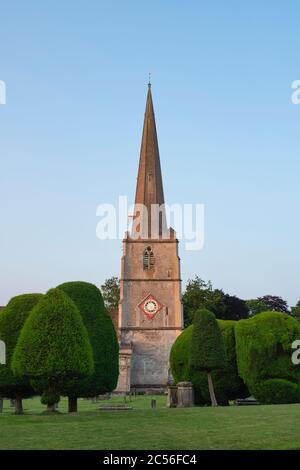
[1,395,300,450]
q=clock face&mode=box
[145,300,158,314]
[138,294,163,319]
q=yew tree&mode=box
[0,294,43,414]
[57,281,119,413]
[12,288,93,412]
[189,308,226,406]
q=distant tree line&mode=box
[183,276,297,327]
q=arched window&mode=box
[143,246,155,270]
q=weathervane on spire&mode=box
[148,72,151,87]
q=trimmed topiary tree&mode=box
[189,309,226,406]
[170,320,248,405]
[217,320,249,401]
[192,320,249,405]
[253,379,299,404]
[235,311,300,404]
[56,281,119,412]
[12,288,94,412]
[0,294,43,414]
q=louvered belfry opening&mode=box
[143,246,155,270]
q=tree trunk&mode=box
[207,371,218,407]
[46,384,57,412]
[15,395,23,414]
[68,397,78,413]
[46,403,56,412]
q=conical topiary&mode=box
[57,281,119,412]
[189,308,226,406]
[12,288,94,411]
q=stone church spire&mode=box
[133,83,167,238]
[115,85,183,394]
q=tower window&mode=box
[143,246,155,270]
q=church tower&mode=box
[116,83,183,393]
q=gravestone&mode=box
[99,404,133,411]
[177,382,194,408]
[151,399,156,409]
[166,385,178,408]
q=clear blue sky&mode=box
[0,1,299,306]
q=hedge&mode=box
[235,311,300,404]
[252,379,300,405]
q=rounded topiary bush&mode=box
[170,324,191,381]
[0,293,43,413]
[235,311,300,404]
[252,379,299,405]
[41,391,60,407]
[170,320,248,405]
[56,282,119,404]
